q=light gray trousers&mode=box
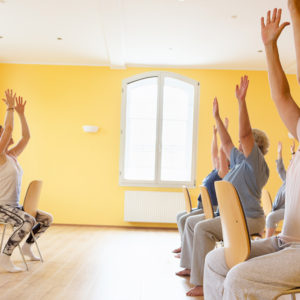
[204,236,300,300]
[176,209,203,240]
[266,208,285,229]
[180,215,265,286]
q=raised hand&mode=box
[235,75,249,102]
[213,125,217,135]
[2,89,16,108]
[15,96,27,115]
[291,140,296,154]
[224,117,229,130]
[278,141,282,154]
[213,97,220,119]
[261,8,290,46]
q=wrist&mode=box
[6,107,14,111]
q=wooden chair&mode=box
[261,189,273,216]
[214,181,251,268]
[22,180,44,263]
[182,186,192,213]
[274,288,300,300]
[199,185,214,220]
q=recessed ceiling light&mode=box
[178,0,185,2]
[257,50,263,53]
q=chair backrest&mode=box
[23,180,43,218]
[182,186,192,213]
[261,189,272,216]
[215,181,251,269]
[199,185,214,220]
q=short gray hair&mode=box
[252,128,269,155]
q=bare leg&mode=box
[288,0,300,83]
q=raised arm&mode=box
[211,126,219,170]
[288,1,300,84]
[218,146,229,179]
[276,141,286,181]
[0,90,15,154]
[8,96,30,157]
[213,97,234,159]
[235,75,254,157]
[261,8,300,140]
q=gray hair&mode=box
[252,128,269,155]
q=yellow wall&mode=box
[0,63,298,228]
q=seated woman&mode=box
[173,123,228,254]
[0,90,53,272]
[204,7,300,299]
[265,141,293,237]
[179,75,270,297]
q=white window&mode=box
[119,72,199,187]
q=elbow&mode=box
[239,131,252,143]
[4,125,13,133]
[23,134,30,141]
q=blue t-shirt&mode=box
[223,143,269,218]
[197,169,222,208]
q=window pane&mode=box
[124,77,158,180]
[160,77,195,181]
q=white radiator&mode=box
[124,191,185,223]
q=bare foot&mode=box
[174,253,181,259]
[172,247,181,253]
[175,268,190,276]
[186,285,203,297]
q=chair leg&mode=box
[18,244,28,271]
[31,230,43,263]
[0,224,7,253]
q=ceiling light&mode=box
[57,37,63,40]
[231,15,237,19]
[257,50,263,53]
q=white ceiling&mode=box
[0,0,296,73]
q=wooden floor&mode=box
[0,225,203,300]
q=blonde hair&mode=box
[252,128,269,155]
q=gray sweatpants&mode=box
[204,236,300,300]
[180,215,265,286]
[266,208,285,229]
[176,209,203,240]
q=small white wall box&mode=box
[82,125,99,133]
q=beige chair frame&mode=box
[182,186,192,213]
[261,189,273,216]
[215,181,251,269]
[274,289,300,300]
[22,180,44,263]
[199,185,214,220]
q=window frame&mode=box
[119,71,200,188]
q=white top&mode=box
[0,155,23,207]
[279,118,300,243]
